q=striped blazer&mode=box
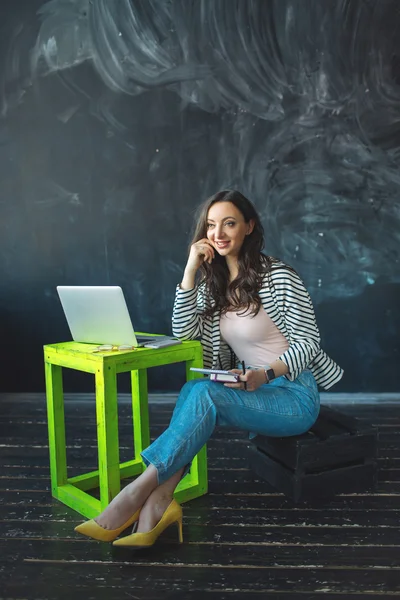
[172,261,343,390]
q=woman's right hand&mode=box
[186,238,215,272]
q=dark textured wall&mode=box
[0,0,399,393]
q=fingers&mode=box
[224,373,248,391]
[224,371,266,392]
[224,381,248,391]
[195,239,215,264]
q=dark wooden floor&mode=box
[1,395,400,599]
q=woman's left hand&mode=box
[224,369,267,392]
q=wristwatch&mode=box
[263,365,276,383]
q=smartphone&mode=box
[190,367,240,383]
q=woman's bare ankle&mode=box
[135,490,174,533]
[95,469,158,530]
[95,487,141,530]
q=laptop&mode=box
[56,285,178,348]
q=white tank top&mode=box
[220,305,289,366]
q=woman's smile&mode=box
[215,240,230,249]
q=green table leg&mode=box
[175,344,208,502]
[45,361,67,497]
[95,362,121,510]
[131,368,150,465]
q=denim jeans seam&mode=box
[170,398,216,460]
[214,393,314,419]
[141,450,163,475]
[300,399,319,419]
[143,398,216,480]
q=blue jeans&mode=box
[141,370,320,484]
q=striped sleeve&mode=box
[172,283,205,340]
[270,267,321,381]
[309,349,344,389]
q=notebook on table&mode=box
[56,285,181,348]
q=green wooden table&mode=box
[43,339,207,518]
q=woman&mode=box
[75,189,343,547]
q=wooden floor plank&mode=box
[4,486,400,510]
[4,589,400,600]
[2,561,400,593]
[2,520,400,545]
[0,465,399,483]
[3,504,400,529]
[3,442,400,464]
[3,537,400,567]
[2,588,400,600]
[0,477,397,495]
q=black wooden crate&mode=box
[249,405,378,503]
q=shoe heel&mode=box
[176,518,183,543]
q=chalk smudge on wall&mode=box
[3,0,400,305]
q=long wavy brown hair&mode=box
[190,190,280,318]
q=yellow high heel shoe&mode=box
[74,509,141,542]
[112,499,183,548]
